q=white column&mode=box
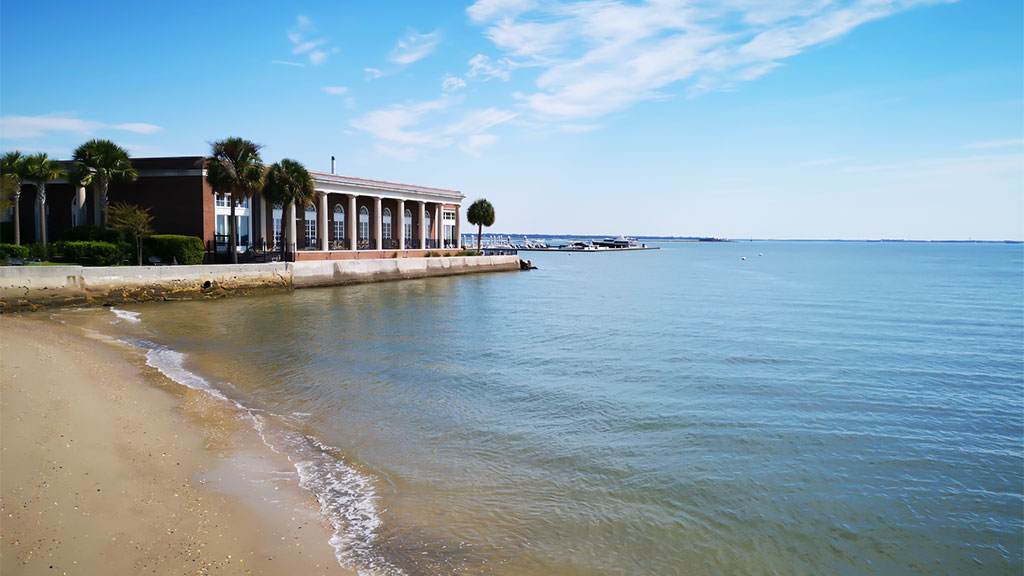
[259,196,268,249]
[319,192,329,250]
[73,185,87,227]
[418,201,426,250]
[374,196,383,251]
[434,205,441,249]
[287,201,297,255]
[396,199,405,251]
[348,194,357,250]
[454,205,461,249]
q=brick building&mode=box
[7,156,465,260]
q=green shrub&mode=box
[62,225,127,245]
[55,241,125,266]
[455,249,480,256]
[0,243,29,262]
[27,242,56,261]
[144,235,204,265]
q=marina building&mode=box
[7,156,465,259]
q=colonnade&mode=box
[260,192,461,252]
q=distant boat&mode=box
[593,236,638,249]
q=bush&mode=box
[144,235,204,265]
[455,249,481,256]
[62,225,127,245]
[0,243,29,262]
[424,251,440,258]
[27,242,56,262]
[55,241,126,266]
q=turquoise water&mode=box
[98,242,1023,575]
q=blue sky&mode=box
[1,0,1021,240]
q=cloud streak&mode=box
[0,114,162,139]
[285,15,337,66]
[465,0,948,121]
[351,97,517,161]
[390,29,442,65]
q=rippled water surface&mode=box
[99,242,1023,575]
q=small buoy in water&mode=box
[758,253,763,257]
[741,256,747,261]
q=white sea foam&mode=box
[110,307,142,324]
[134,338,396,575]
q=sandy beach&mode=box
[0,314,353,575]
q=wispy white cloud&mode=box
[364,67,385,80]
[465,0,948,121]
[467,54,513,81]
[965,138,1024,150]
[460,133,499,157]
[323,86,349,95]
[794,157,850,168]
[389,29,442,65]
[442,75,467,93]
[351,97,516,161]
[272,60,306,68]
[0,114,162,139]
[285,15,337,66]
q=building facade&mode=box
[7,156,465,259]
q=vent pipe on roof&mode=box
[331,156,336,175]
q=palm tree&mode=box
[21,153,66,247]
[1,151,26,245]
[205,138,264,264]
[107,201,154,265]
[72,139,138,227]
[262,159,315,259]
[467,198,495,252]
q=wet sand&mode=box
[0,314,354,575]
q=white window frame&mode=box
[404,209,413,241]
[272,202,283,248]
[382,207,392,241]
[333,205,345,243]
[304,203,317,249]
[359,206,369,241]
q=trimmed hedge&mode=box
[62,225,127,245]
[144,235,204,265]
[1,243,30,262]
[55,241,127,266]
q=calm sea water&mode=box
[91,241,1022,575]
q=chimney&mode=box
[331,156,336,175]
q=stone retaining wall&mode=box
[0,256,520,312]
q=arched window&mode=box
[425,211,432,237]
[382,207,392,243]
[359,206,369,241]
[304,203,317,249]
[333,205,344,244]
[272,202,283,248]
[404,209,413,243]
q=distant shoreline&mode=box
[488,235,1023,244]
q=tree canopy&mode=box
[467,198,496,251]
[204,137,264,263]
[72,139,137,227]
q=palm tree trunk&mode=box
[12,191,20,245]
[98,180,109,227]
[477,223,482,252]
[229,195,238,264]
[38,184,47,247]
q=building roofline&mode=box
[309,170,464,199]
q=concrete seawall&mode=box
[0,255,521,312]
